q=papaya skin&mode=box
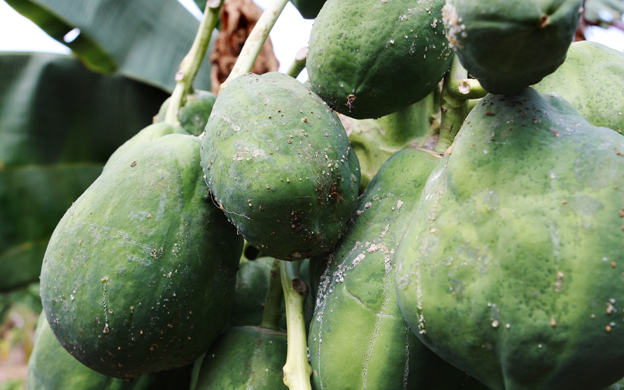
[396,88,624,390]
[307,0,453,119]
[442,0,583,94]
[534,41,624,134]
[102,122,188,172]
[201,72,360,261]
[192,326,288,390]
[27,313,193,390]
[40,134,243,379]
[309,148,488,390]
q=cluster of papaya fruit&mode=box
[25,0,624,389]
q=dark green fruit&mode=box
[191,326,288,390]
[103,122,188,172]
[201,72,359,260]
[291,0,326,19]
[534,41,624,134]
[396,88,624,390]
[40,134,243,379]
[442,0,582,94]
[307,0,453,119]
[309,148,487,390]
[155,90,217,136]
[27,313,193,390]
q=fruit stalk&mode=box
[164,0,223,126]
[435,56,486,154]
[286,47,308,78]
[259,259,284,331]
[280,260,312,390]
[219,0,290,91]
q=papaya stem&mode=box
[220,0,290,91]
[286,47,308,79]
[435,56,481,154]
[259,259,284,331]
[280,260,312,390]
[164,0,223,126]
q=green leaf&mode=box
[5,0,215,92]
[0,52,169,291]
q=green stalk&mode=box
[164,0,223,126]
[219,0,290,91]
[286,47,308,79]
[434,56,487,154]
[280,260,312,390]
[259,259,284,331]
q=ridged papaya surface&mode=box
[534,41,624,134]
[442,0,582,94]
[27,313,193,390]
[309,148,488,390]
[191,326,288,390]
[201,72,360,260]
[307,0,452,119]
[396,88,624,390]
[40,134,243,379]
[155,90,217,136]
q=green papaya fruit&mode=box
[291,0,326,19]
[102,122,188,172]
[155,90,217,136]
[27,313,193,390]
[191,326,288,390]
[40,134,243,379]
[307,0,453,119]
[534,41,624,134]
[201,72,360,260]
[309,148,487,390]
[396,88,624,390]
[345,91,440,192]
[442,0,582,94]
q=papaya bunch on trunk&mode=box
[20,0,624,388]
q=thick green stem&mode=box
[259,259,284,331]
[435,56,486,154]
[220,0,290,91]
[164,0,223,126]
[286,47,308,79]
[280,260,312,390]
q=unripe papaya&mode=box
[103,122,188,172]
[40,134,243,379]
[442,0,582,94]
[155,90,217,136]
[309,148,487,390]
[396,88,624,390]
[534,41,624,134]
[307,0,453,119]
[201,72,359,260]
[27,313,193,390]
[191,326,288,390]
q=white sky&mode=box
[0,0,313,81]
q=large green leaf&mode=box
[0,52,169,291]
[5,0,215,92]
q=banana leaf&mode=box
[5,0,215,92]
[0,52,169,291]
